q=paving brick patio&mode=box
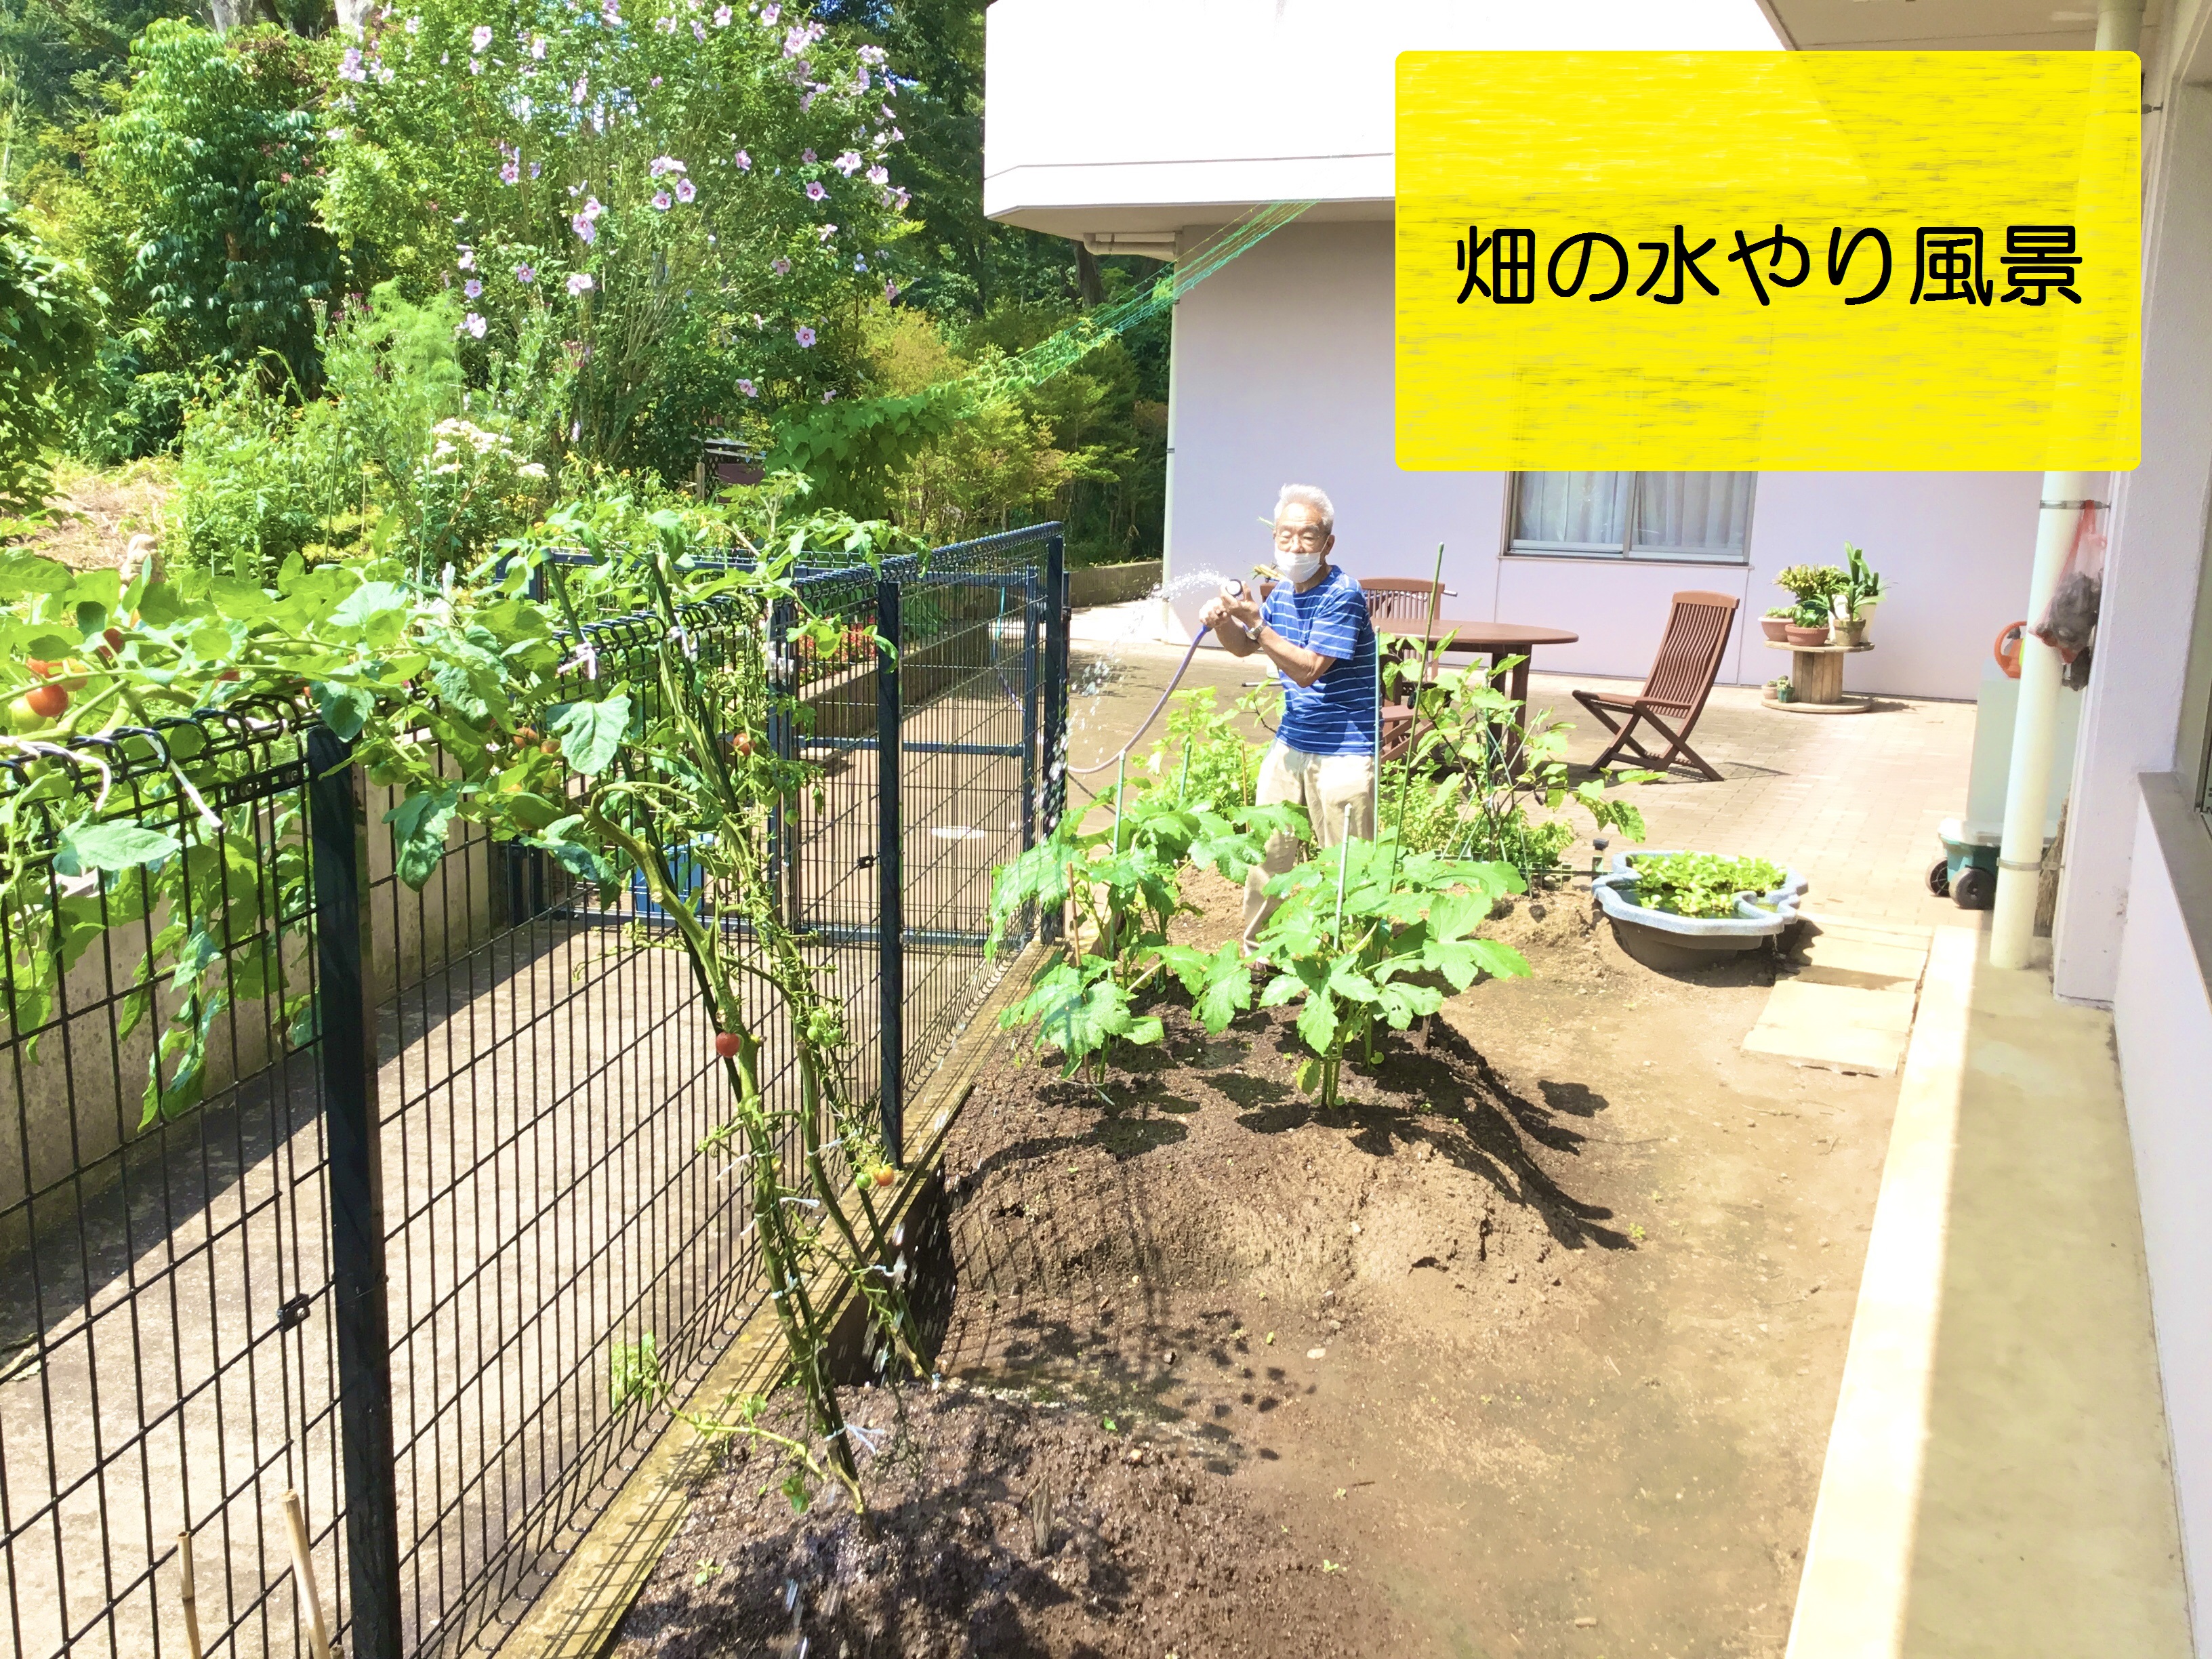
[1061,634,1984,932]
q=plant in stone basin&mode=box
[1624,851,1787,919]
[985,771,1299,1090]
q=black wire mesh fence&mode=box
[0,525,1067,1658]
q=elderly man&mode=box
[1198,483,1378,949]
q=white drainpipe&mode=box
[1988,0,2138,970]
[1989,473,2101,968]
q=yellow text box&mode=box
[1395,53,2139,471]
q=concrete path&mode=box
[1786,928,2192,1659]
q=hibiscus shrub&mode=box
[324,0,912,480]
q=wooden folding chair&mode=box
[1357,577,1452,624]
[1572,590,1739,782]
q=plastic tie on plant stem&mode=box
[558,641,600,680]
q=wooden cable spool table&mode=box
[1762,639,1875,714]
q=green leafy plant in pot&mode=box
[1832,544,1884,645]
[1774,563,1846,645]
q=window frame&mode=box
[1505,471,1758,567]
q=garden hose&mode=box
[1065,577,1256,777]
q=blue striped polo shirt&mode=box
[1263,565,1376,757]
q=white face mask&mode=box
[1278,548,1324,586]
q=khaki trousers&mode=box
[1241,744,1378,949]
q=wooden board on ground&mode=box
[1743,914,1932,1075]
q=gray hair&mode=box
[1273,483,1335,536]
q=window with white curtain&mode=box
[1509,472,1757,563]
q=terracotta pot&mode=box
[1760,617,1791,642]
[1784,624,1830,646]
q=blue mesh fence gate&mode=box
[0,525,1067,1658]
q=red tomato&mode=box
[24,684,69,720]
[714,1031,742,1059]
[25,659,54,679]
[873,1166,896,1188]
[217,669,241,682]
[728,732,754,758]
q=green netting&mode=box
[766,201,1317,487]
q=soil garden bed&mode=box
[618,874,1902,1659]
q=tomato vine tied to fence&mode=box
[0,501,945,1517]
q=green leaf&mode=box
[550,693,633,777]
[314,682,374,741]
[57,821,182,876]
[208,576,272,620]
[1296,990,1338,1056]
[1327,964,1380,1004]
[327,580,411,645]
[137,580,189,627]
[384,784,459,890]
[0,551,75,597]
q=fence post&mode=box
[1019,563,1041,861]
[1040,533,1069,944]
[875,577,904,1166]
[766,595,796,926]
[306,727,402,1659]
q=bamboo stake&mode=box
[279,1490,332,1659]
[176,1532,204,1659]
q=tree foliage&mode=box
[0,194,98,508]
[100,20,337,382]
[323,0,909,476]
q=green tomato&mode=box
[9,695,48,735]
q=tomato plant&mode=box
[0,499,928,1513]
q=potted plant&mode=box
[1831,543,1885,646]
[1591,850,1807,970]
[1774,564,1845,645]
[1760,606,1795,642]
[1769,674,1794,703]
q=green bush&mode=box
[100,22,337,386]
[0,197,100,510]
[321,0,906,483]
[174,286,553,580]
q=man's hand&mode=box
[1199,588,1261,638]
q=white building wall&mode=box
[1164,220,2041,703]
[2055,78,2212,1005]
[2113,783,2212,1644]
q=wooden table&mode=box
[1378,618,1580,764]
[1763,639,1875,714]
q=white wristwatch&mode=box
[1244,618,1265,642]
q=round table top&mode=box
[1764,639,1875,655]
[1386,617,1580,649]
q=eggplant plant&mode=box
[1200,834,1532,1106]
[1377,640,1653,872]
[985,769,1301,1088]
